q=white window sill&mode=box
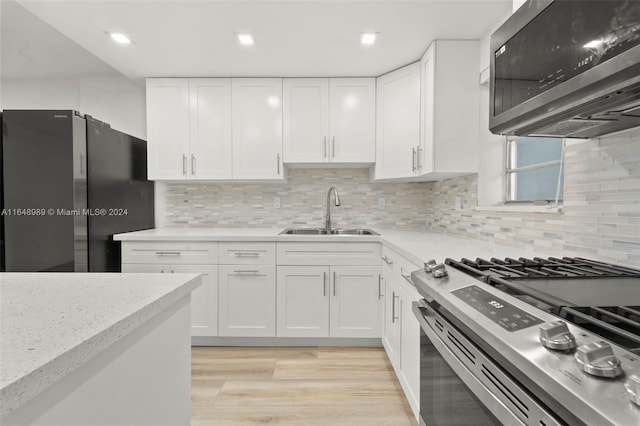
[473,205,562,214]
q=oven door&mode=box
[412,300,562,426]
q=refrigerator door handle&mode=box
[191,154,196,175]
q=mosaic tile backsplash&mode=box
[163,128,640,267]
[164,169,430,229]
[426,129,640,267]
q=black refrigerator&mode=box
[0,110,154,272]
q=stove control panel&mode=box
[452,285,544,332]
[539,321,577,351]
[575,341,623,378]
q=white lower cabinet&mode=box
[380,246,421,421]
[330,265,382,338]
[277,266,330,337]
[121,263,218,337]
[218,265,276,337]
[382,275,401,367]
[277,265,381,338]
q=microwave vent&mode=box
[530,119,614,137]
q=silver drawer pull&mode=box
[233,269,260,274]
[233,252,260,257]
[382,256,394,266]
[401,267,413,285]
[156,251,181,256]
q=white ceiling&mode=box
[3,0,512,83]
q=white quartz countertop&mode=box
[114,227,541,265]
[0,272,201,418]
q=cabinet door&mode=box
[382,275,401,370]
[173,264,218,337]
[329,265,382,338]
[282,79,329,163]
[146,78,190,180]
[419,44,436,175]
[218,265,276,336]
[277,266,330,337]
[375,63,421,179]
[399,288,420,416]
[189,79,232,179]
[328,78,375,163]
[231,78,283,180]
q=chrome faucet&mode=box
[325,186,341,231]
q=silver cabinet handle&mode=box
[324,271,327,296]
[156,251,181,256]
[233,252,260,257]
[378,274,384,299]
[233,269,260,274]
[392,292,399,323]
[416,146,423,170]
[183,154,187,175]
[382,256,394,266]
[276,153,281,175]
[401,267,413,285]
[323,136,327,158]
[332,136,336,158]
[412,147,417,171]
[333,271,337,296]
[191,154,196,175]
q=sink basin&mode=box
[280,228,379,236]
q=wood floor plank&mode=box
[192,404,416,426]
[214,379,408,406]
[191,379,225,407]
[192,358,277,380]
[316,346,388,360]
[192,346,318,360]
[272,357,397,381]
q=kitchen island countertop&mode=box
[0,272,201,419]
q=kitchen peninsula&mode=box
[0,273,201,426]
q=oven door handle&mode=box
[412,300,432,332]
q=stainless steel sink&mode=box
[279,228,379,236]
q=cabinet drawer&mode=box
[382,245,421,289]
[218,242,276,265]
[121,242,218,264]
[277,242,380,266]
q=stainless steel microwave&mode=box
[489,0,640,138]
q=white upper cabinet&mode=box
[282,79,330,163]
[282,78,375,164]
[329,78,375,163]
[419,40,480,178]
[189,79,232,179]
[146,79,190,180]
[232,78,284,180]
[146,78,232,180]
[374,62,421,179]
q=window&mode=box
[505,136,564,203]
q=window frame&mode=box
[503,136,565,205]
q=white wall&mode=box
[1,75,146,139]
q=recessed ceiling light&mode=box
[109,32,131,45]
[360,33,377,45]
[237,34,254,46]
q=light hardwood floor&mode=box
[191,346,417,426]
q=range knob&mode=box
[539,321,576,351]
[625,374,640,406]
[432,263,448,278]
[575,341,623,378]
[424,259,437,272]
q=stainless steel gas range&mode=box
[411,257,640,426]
